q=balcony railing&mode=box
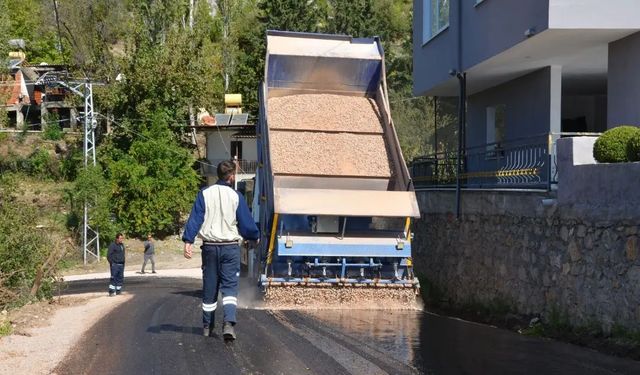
[207,159,258,175]
[410,132,600,191]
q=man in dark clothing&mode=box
[183,160,260,341]
[141,234,156,274]
[107,233,126,296]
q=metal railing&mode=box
[410,132,601,191]
[207,159,258,175]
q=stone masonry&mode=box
[413,190,640,331]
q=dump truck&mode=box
[253,31,421,308]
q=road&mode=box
[55,277,640,375]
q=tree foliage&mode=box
[0,174,57,307]
[99,115,200,237]
[3,0,440,238]
[5,0,64,64]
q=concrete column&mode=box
[16,106,24,128]
[70,108,79,131]
[608,31,640,128]
[40,104,48,131]
[549,65,562,135]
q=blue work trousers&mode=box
[109,263,124,292]
[201,244,240,326]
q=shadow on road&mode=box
[147,323,202,336]
[172,289,202,299]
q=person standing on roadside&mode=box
[182,160,260,341]
[107,233,126,296]
[141,234,156,274]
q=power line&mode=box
[388,96,430,104]
[0,118,72,129]
[97,113,218,170]
[99,114,254,175]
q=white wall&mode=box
[549,0,640,29]
[205,131,257,162]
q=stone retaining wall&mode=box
[413,190,640,331]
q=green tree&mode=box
[327,0,376,36]
[99,115,200,237]
[0,1,9,63]
[258,0,327,32]
[66,164,116,244]
[5,0,64,64]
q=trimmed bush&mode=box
[593,126,640,163]
[627,132,640,162]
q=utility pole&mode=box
[36,73,100,264]
[81,82,100,264]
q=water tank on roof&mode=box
[225,94,242,106]
[8,51,25,60]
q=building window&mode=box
[230,140,243,160]
[486,105,506,156]
[423,0,450,43]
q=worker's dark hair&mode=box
[217,160,236,181]
[116,233,123,239]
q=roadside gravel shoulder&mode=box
[0,269,203,375]
[0,293,132,375]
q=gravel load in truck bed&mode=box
[268,94,384,133]
[269,130,392,177]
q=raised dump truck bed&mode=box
[254,31,420,307]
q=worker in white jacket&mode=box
[182,160,260,341]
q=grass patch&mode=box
[521,307,640,360]
[416,275,446,306]
[0,319,12,337]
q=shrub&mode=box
[42,123,63,141]
[65,165,118,246]
[61,145,83,181]
[0,174,58,307]
[627,132,640,162]
[593,126,640,163]
[26,149,61,180]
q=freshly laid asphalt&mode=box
[55,277,640,375]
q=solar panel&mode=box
[215,114,231,126]
[230,113,249,125]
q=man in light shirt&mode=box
[182,160,259,341]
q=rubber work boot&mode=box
[223,322,236,341]
[203,325,212,337]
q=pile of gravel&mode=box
[268,94,384,133]
[269,131,391,177]
[268,93,393,177]
[264,286,419,310]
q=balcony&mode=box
[410,132,600,191]
[207,159,258,176]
